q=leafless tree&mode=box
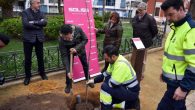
[189,0,195,20]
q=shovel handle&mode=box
[70,53,73,79]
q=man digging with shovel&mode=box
[59,24,93,94]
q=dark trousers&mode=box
[23,40,45,78]
[101,78,140,110]
[157,85,188,110]
[59,45,89,86]
[130,47,147,82]
[65,53,90,86]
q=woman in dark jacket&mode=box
[96,12,123,72]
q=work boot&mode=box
[24,77,30,85]
[41,74,48,80]
[135,98,140,110]
[65,82,72,94]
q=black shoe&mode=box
[41,74,48,80]
[0,76,5,85]
[24,77,30,85]
[65,82,72,94]
[64,85,72,93]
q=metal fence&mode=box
[0,36,163,82]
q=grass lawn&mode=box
[0,22,132,52]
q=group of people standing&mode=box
[1,0,195,110]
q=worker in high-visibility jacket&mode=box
[157,0,195,110]
[87,45,140,110]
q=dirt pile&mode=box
[29,80,60,94]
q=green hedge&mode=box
[0,18,22,39]
[44,15,64,40]
[0,15,104,40]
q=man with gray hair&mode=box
[21,0,48,85]
[131,1,158,82]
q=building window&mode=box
[131,1,140,8]
[49,6,58,13]
[93,0,98,5]
[97,0,103,6]
[120,0,126,8]
[18,1,25,10]
[106,0,115,6]
[49,0,57,3]
[155,7,160,16]
[40,0,44,4]
[40,5,47,13]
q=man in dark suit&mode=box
[21,0,48,85]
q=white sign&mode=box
[132,38,145,49]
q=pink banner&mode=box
[63,0,100,82]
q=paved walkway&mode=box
[186,91,195,110]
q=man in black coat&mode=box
[131,2,158,82]
[21,0,48,85]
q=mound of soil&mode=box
[29,80,60,94]
[0,93,68,110]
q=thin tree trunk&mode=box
[102,0,106,22]
[153,0,157,17]
[58,0,62,13]
[189,0,195,20]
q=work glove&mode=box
[86,79,95,88]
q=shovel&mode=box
[70,53,73,95]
